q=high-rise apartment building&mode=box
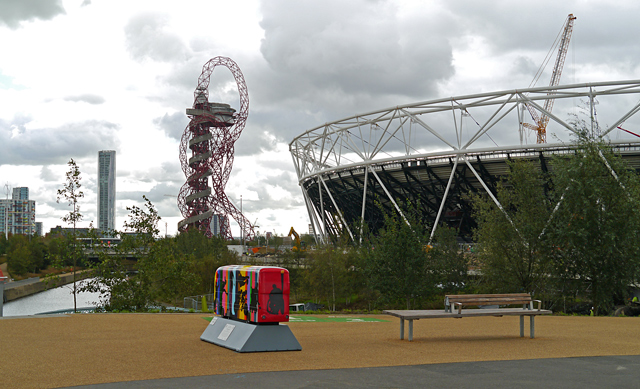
[98,150,116,232]
[1,187,36,237]
[12,187,28,200]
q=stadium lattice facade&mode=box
[290,80,640,244]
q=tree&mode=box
[362,204,433,309]
[173,229,237,294]
[0,233,7,255]
[56,158,85,313]
[123,195,161,248]
[6,234,32,275]
[100,195,162,311]
[548,132,640,314]
[428,225,468,294]
[470,159,554,295]
[302,239,358,311]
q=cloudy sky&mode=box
[1,0,639,238]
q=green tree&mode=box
[6,234,32,275]
[428,225,468,294]
[548,133,640,314]
[102,195,162,311]
[0,233,8,255]
[362,205,433,309]
[470,159,553,295]
[302,239,359,311]
[173,229,237,294]
[123,195,161,248]
[56,158,85,313]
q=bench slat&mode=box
[444,293,541,313]
[449,297,532,302]
[451,299,532,305]
[446,294,532,304]
[384,308,551,320]
[447,293,531,299]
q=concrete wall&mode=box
[4,271,93,302]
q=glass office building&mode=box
[98,150,116,232]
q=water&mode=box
[3,279,104,316]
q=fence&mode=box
[183,293,215,311]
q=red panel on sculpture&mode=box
[214,265,290,324]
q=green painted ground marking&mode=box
[203,316,387,323]
[290,316,387,323]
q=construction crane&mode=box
[523,14,576,144]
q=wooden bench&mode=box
[384,293,552,341]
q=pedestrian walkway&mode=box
[71,355,640,388]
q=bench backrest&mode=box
[445,293,532,312]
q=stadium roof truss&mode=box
[289,80,640,244]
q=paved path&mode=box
[71,355,640,388]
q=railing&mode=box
[183,293,215,311]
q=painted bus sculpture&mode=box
[214,265,290,323]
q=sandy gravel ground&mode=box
[1,313,639,388]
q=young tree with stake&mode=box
[57,158,84,313]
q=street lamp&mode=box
[240,195,244,255]
[4,183,9,240]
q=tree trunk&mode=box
[330,264,336,312]
[73,264,77,313]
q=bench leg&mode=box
[520,316,524,337]
[400,318,404,340]
[530,315,535,339]
[408,320,413,342]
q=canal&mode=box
[3,279,103,316]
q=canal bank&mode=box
[3,270,93,302]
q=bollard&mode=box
[0,276,7,317]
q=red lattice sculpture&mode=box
[178,57,254,240]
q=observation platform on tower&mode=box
[187,102,236,127]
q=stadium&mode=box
[289,80,640,244]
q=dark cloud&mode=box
[258,0,453,97]
[0,0,65,29]
[141,162,183,185]
[0,118,120,165]
[124,12,188,62]
[439,1,640,72]
[510,56,539,82]
[158,57,205,93]
[39,166,58,182]
[63,94,105,105]
[234,127,279,157]
[238,171,305,214]
[117,180,182,218]
[154,111,188,140]
[247,0,457,143]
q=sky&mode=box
[1,0,639,238]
